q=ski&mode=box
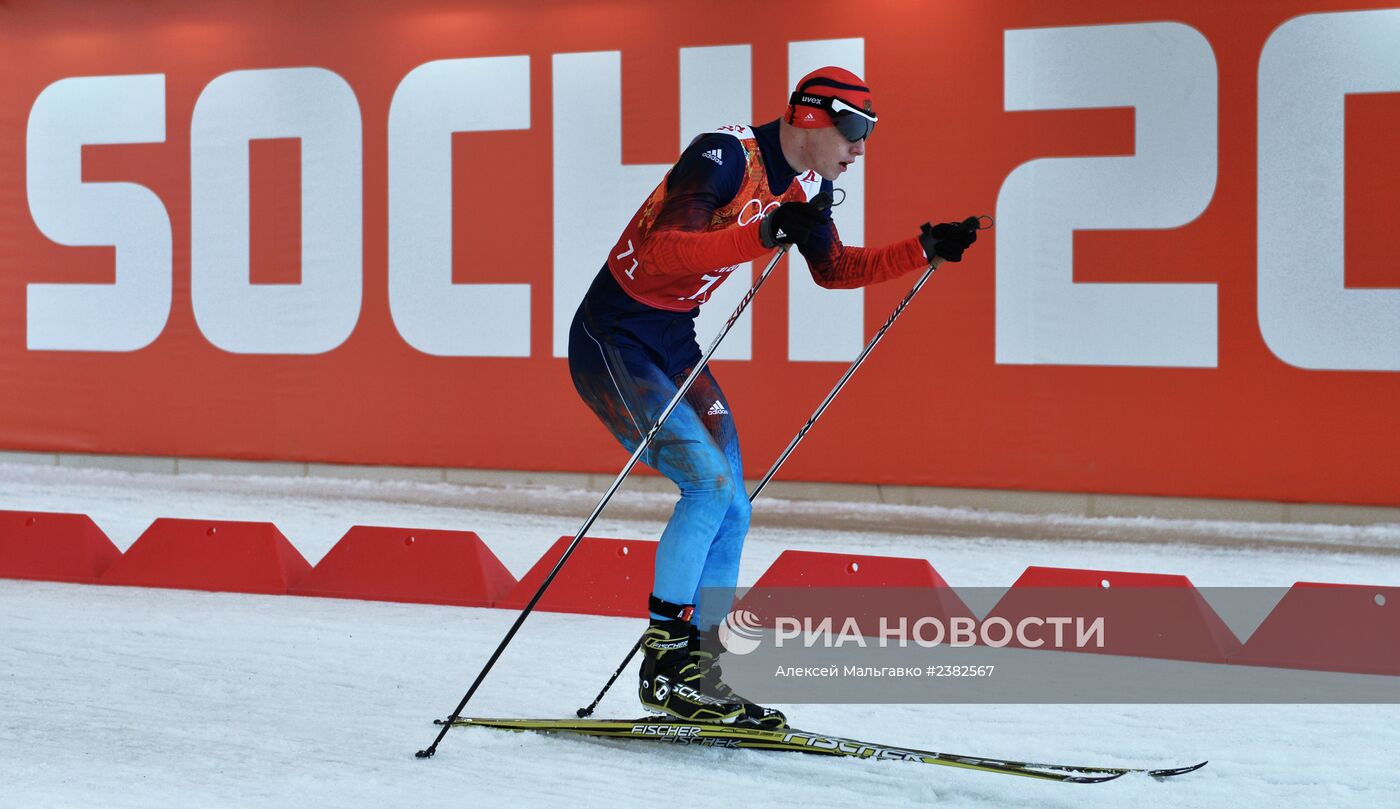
[439,716,1207,784]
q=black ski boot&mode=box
[638,597,744,723]
[692,628,788,729]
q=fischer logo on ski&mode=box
[632,723,700,739]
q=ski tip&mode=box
[1148,760,1208,779]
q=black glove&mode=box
[919,216,980,263]
[760,192,832,248]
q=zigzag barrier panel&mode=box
[752,549,955,589]
[982,566,1241,663]
[739,550,976,637]
[0,509,121,583]
[292,525,516,607]
[1231,582,1400,676]
[100,518,312,595]
[14,506,1400,681]
[497,536,655,618]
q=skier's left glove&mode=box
[919,216,981,263]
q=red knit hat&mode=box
[786,66,877,140]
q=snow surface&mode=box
[3,463,1399,808]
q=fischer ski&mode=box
[438,716,1207,784]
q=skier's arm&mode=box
[798,183,981,289]
[798,221,929,290]
[635,136,772,276]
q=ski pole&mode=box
[748,258,945,499]
[415,205,829,758]
[751,214,990,505]
[576,243,973,717]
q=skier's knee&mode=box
[687,463,736,497]
[704,470,739,512]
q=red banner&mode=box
[2,0,1398,506]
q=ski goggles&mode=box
[789,92,878,142]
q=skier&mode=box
[567,66,980,728]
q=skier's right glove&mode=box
[919,216,981,263]
[760,192,832,248]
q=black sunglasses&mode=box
[789,92,877,142]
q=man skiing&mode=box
[567,66,980,728]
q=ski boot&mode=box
[638,597,744,723]
[692,627,789,729]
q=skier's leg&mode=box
[682,368,751,633]
[681,368,788,728]
[569,317,738,609]
[569,306,744,722]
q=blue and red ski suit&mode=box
[568,119,927,629]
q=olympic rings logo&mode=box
[736,198,780,227]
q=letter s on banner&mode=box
[26,74,172,352]
[191,67,363,355]
[997,23,1218,367]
